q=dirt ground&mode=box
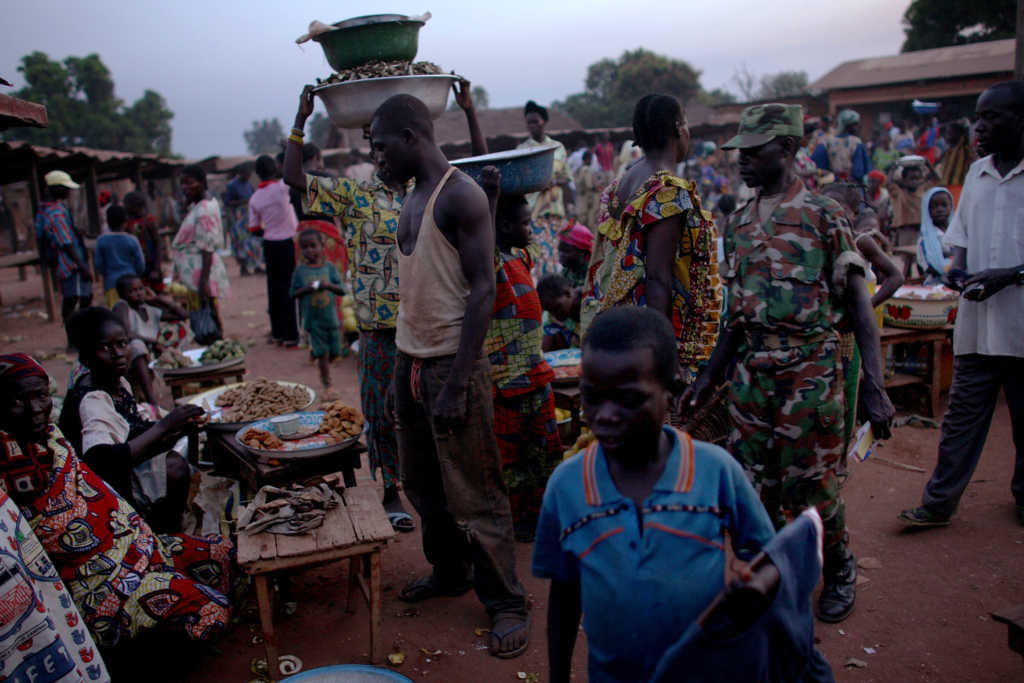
[1,262,1021,683]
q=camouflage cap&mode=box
[721,103,804,150]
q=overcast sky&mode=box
[2,1,910,159]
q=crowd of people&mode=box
[8,76,1023,680]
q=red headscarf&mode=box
[0,353,48,386]
[559,222,594,253]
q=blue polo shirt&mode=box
[532,426,775,683]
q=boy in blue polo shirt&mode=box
[532,306,776,683]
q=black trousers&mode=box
[262,238,298,343]
[922,354,1024,517]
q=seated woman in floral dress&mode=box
[0,353,233,648]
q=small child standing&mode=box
[291,229,346,393]
[94,205,145,306]
[538,273,581,352]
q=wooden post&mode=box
[84,162,101,237]
[132,160,144,193]
[27,162,57,323]
[1017,0,1024,80]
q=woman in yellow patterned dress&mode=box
[581,94,721,384]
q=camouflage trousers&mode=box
[727,337,848,549]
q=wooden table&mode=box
[207,430,365,492]
[237,484,396,676]
[0,251,56,321]
[553,382,582,443]
[163,364,247,400]
[879,325,953,417]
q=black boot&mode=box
[816,543,856,623]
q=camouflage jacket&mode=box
[721,178,866,336]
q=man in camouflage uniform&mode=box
[686,104,894,623]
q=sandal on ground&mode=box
[398,574,472,603]
[898,506,951,527]
[488,612,529,659]
[387,511,416,533]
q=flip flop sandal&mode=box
[488,614,530,659]
[398,574,473,603]
[387,511,416,533]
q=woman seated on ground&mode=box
[59,306,200,533]
[0,353,232,648]
[112,274,189,405]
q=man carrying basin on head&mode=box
[368,93,530,658]
[283,79,487,534]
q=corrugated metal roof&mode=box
[0,94,47,130]
[809,39,1014,92]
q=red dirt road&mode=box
[2,264,1021,682]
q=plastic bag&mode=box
[190,301,222,345]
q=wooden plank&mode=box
[275,524,320,559]
[343,486,396,544]
[316,497,358,552]
[237,527,278,566]
[244,542,381,574]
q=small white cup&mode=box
[270,415,299,436]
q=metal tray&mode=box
[236,411,361,462]
[187,381,316,433]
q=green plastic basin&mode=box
[314,14,425,72]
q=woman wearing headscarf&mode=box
[916,186,954,284]
[517,100,571,277]
[0,353,233,648]
[581,94,721,385]
[171,164,231,318]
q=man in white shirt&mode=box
[900,81,1024,528]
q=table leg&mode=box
[42,266,56,322]
[342,466,357,488]
[254,574,279,680]
[369,550,382,664]
[346,557,359,614]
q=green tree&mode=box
[244,118,285,155]
[554,49,703,128]
[4,51,174,154]
[308,112,332,149]
[757,71,809,99]
[901,0,1014,51]
[696,88,738,106]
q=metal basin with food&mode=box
[883,284,958,329]
[186,381,316,433]
[314,14,426,72]
[151,347,246,378]
[235,412,360,463]
[314,74,457,129]
[452,145,557,195]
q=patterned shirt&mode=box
[305,174,403,330]
[581,172,721,375]
[35,201,85,281]
[485,247,554,396]
[722,179,866,336]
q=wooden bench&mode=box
[164,364,246,400]
[237,484,395,679]
[992,604,1024,661]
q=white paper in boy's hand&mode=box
[848,422,879,463]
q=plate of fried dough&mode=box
[235,401,364,460]
[185,379,316,433]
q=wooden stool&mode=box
[237,485,395,679]
[992,605,1024,661]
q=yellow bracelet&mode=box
[288,134,304,145]
[291,128,305,138]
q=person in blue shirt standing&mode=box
[94,204,145,306]
[812,109,872,183]
[532,306,776,683]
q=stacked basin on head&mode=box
[311,14,456,129]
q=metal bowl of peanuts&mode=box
[234,402,364,461]
[185,379,316,433]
